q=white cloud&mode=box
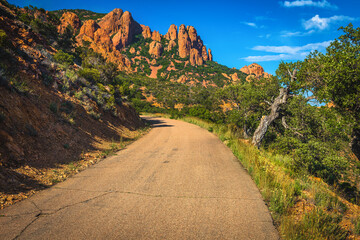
[303,15,355,30]
[259,34,272,39]
[243,40,331,62]
[243,22,257,28]
[281,30,315,37]
[282,0,338,9]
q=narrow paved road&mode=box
[0,117,279,239]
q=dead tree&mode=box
[252,69,296,148]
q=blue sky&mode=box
[8,0,360,74]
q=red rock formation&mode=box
[240,63,271,79]
[178,24,191,58]
[165,24,177,40]
[190,48,203,66]
[141,25,152,38]
[149,41,163,58]
[94,28,113,52]
[151,31,161,42]
[77,20,100,41]
[167,40,176,51]
[208,49,213,61]
[202,46,208,61]
[98,8,124,35]
[231,73,239,81]
[57,12,81,34]
[240,63,264,77]
[112,11,142,50]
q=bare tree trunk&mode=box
[252,88,289,148]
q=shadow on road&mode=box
[141,118,174,128]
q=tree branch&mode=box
[282,116,304,137]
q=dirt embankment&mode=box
[0,73,144,208]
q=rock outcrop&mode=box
[111,11,142,50]
[167,40,176,51]
[57,12,81,34]
[94,28,113,52]
[190,48,203,66]
[165,24,177,40]
[149,41,163,58]
[98,8,124,35]
[77,20,100,41]
[151,31,161,42]
[240,63,265,77]
[178,24,191,58]
[74,9,213,71]
[208,49,213,61]
[141,25,152,39]
[202,46,208,61]
[240,63,271,80]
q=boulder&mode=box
[149,41,163,58]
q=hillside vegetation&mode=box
[0,0,144,208]
[0,0,359,238]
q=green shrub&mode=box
[294,140,348,184]
[78,68,100,83]
[54,50,74,66]
[0,30,9,48]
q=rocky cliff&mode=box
[70,8,213,71]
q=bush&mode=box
[78,68,100,83]
[0,30,9,48]
[294,140,348,184]
[54,50,74,66]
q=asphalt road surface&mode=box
[0,117,279,239]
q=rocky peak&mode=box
[202,46,208,61]
[112,11,142,50]
[141,25,152,39]
[98,8,124,35]
[187,26,197,45]
[178,24,191,58]
[165,24,177,40]
[151,31,161,42]
[57,12,81,34]
[208,49,213,61]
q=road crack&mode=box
[10,192,110,240]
